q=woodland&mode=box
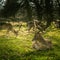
[0,0,60,60]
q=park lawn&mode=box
[0,28,60,60]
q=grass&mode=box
[0,24,60,60]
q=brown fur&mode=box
[32,32,52,50]
[0,22,18,37]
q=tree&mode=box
[0,0,60,50]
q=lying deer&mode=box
[0,22,18,37]
[32,32,52,50]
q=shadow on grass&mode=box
[0,49,60,60]
[21,49,60,60]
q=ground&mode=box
[0,22,60,60]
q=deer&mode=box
[32,31,52,50]
[27,20,45,33]
[0,22,18,37]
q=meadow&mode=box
[0,22,60,60]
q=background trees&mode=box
[0,0,60,50]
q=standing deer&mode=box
[0,22,18,37]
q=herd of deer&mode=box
[0,20,35,37]
[0,21,52,50]
[0,22,22,37]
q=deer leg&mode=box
[5,30,10,38]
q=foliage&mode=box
[0,0,60,29]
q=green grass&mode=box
[0,27,60,60]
